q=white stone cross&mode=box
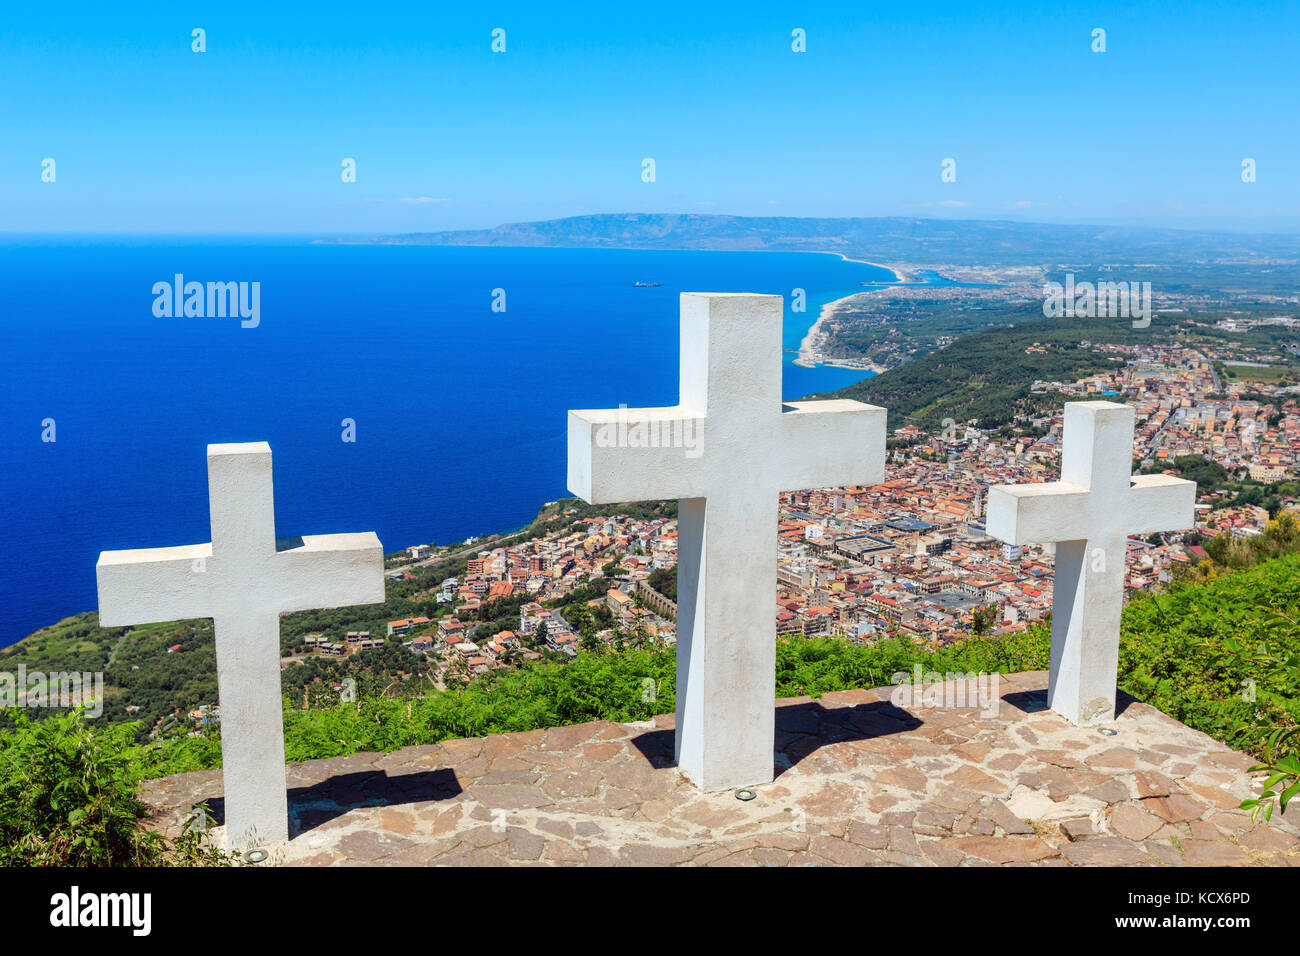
[568,293,886,791]
[986,402,1195,724]
[96,442,384,849]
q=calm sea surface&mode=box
[0,238,890,645]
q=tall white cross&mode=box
[568,293,886,791]
[986,402,1195,724]
[96,442,383,848]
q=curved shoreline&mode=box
[815,251,907,284]
[793,252,907,370]
[794,290,886,372]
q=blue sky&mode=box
[5,1,1299,233]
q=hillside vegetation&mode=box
[1,549,1296,863]
[816,311,1181,430]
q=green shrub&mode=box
[0,710,230,866]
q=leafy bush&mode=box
[1118,551,1300,815]
[1197,512,1300,572]
[0,710,229,866]
[1230,638,1300,821]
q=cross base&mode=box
[673,496,779,792]
[1044,537,1125,726]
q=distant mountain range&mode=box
[322,213,1300,266]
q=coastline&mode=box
[794,289,889,373]
[817,251,908,284]
[792,252,909,371]
[7,242,914,646]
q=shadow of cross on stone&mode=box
[568,292,887,792]
[986,401,1196,726]
[95,442,384,850]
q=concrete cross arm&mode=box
[567,405,708,503]
[272,532,386,613]
[985,481,1093,545]
[987,473,1197,546]
[97,542,214,626]
[1124,473,1198,535]
[776,400,887,491]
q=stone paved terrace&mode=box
[141,671,1300,866]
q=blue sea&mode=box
[0,238,890,646]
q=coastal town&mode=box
[320,333,1299,691]
[42,283,1290,733]
[49,296,1292,735]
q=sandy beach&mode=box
[819,252,908,283]
[791,252,912,370]
[793,289,887,371]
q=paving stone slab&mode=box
[141,673,1300,867]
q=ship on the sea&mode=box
[633,281,661,287]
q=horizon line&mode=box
[7,211,1300,239]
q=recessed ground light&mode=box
[735,788,756,801]
[1098,727,1118,736]
[244,849,269,864]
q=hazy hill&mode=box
[324,213,1300,266]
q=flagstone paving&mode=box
[140,671,1300,866]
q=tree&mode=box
[971,604,999,636]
